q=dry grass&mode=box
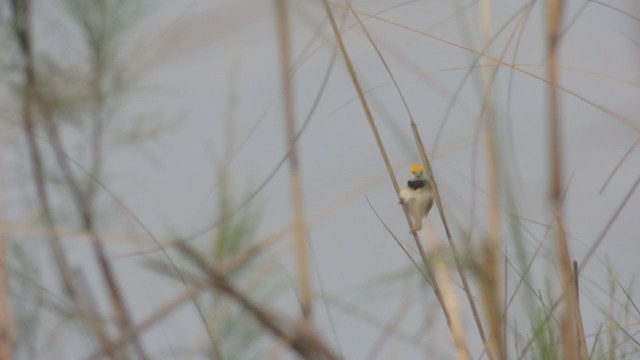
[275,0,314,322]
[3,0,640,359]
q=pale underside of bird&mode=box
[399,164,434,233]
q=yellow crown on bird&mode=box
[410,164,424,174]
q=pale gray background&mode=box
[5,0,640,358]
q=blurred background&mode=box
[1,0,640,359]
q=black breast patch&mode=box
[407,179,426,190]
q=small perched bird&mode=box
[399,164,434,233]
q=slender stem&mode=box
[476,0,506,355]
[573,261,588,359]
[274,0,314,320]
[321,1,399,192]
[546,0,586,359]
[0,136,12,360]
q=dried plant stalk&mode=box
[545,0,587,359]
[476,1,506,357]
[0,139,12,359]
[274,0,314,320]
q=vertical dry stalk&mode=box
[545,0,587,359]
[477,1,506,358]
[481,120,504,360]
[322,1,472,356]
[274,0,314,320]
[474,3,545,356]
[0,142,13,359]
[320,0,399,192]
[479,239,504,360]
[86,63,106,217]
[10,0,115,355]
[425,227,471,360]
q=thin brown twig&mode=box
[578,174,640,272]
[599,136,640,194]
[364,196,431,283]
[274,0,313,320]
[589,322,604,357]
[320,1,398,192]
[503,244,508,358]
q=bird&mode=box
[399,164,434,233]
